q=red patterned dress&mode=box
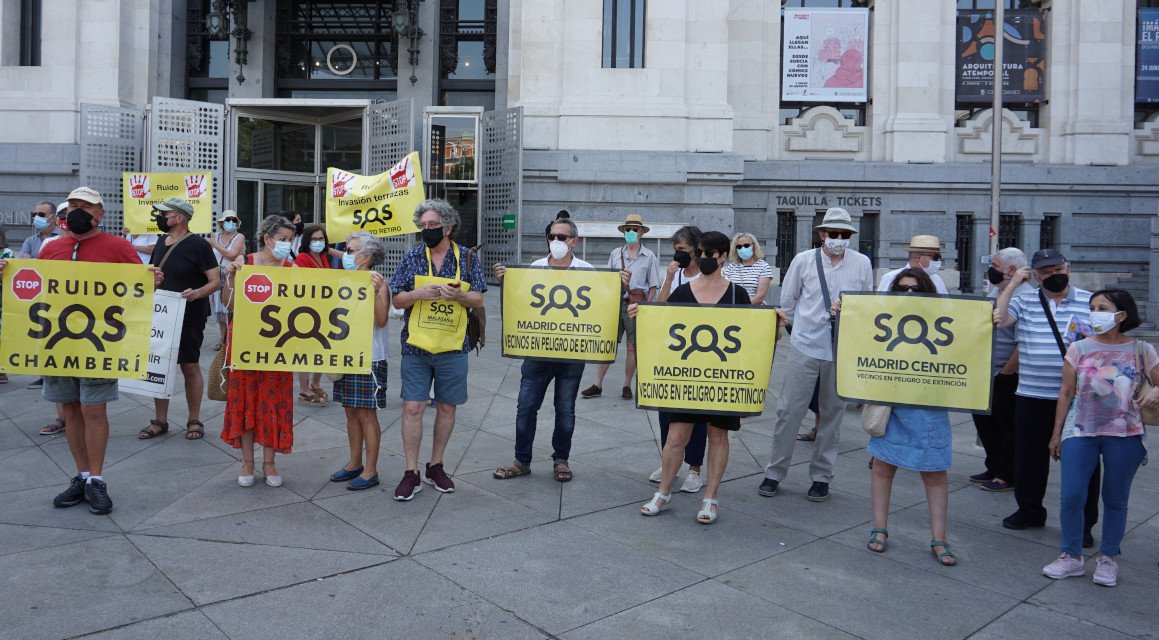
[220,254,295,453]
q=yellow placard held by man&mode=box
[635,304,778,416]
[230,266,375,374]
[405,245,472,354]
[835,293,994,413]
[325,152,424,240]
[1,259,153,379]
[501,267,622,363]
[122,172,213,234]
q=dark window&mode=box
[775,210,796,278]
[811,211,826,249]
[859,211,879,268]
[1040,214,1059,251]
[236,117,317,173]
[955,1,1036,8]
[602,0,645,68]
[998,213,1021,250]
[956,214,975,293]
[19,0,42,66]
[438,0,497,108]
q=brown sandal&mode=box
[185,419,205,440]
[553,460,573,483]
[493,461,530,479]
[137,419,169,439]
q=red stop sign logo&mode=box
[11,268,43,301]
[243,274,274,304]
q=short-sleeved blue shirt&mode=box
[390,242,488,356]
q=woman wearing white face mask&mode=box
[209,211,246,351]
[293,224,335,404]
[220,215,298,488]
[1043,289,1158,588]
[328,232,391,490]
[723,232,774,306]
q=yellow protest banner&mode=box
[1,259,153,379]
[635,304,778,416]
[835,293,994,413]
[230,266,375,374]
[122,172,214,234]
[501,267,622,363]
[325,152,424,240]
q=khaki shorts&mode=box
[616,299,636,345]
[42,376,118,405]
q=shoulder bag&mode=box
[1133,339,1159,426]
[622,249,648,303]
[861,404,891,437]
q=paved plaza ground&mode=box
[1,290,1158,640]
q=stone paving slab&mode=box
[79,610,231,640]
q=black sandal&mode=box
[137,419,169,439]
[185,419,205,440]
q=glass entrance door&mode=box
[233,178,318,237]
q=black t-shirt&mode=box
[150,234,218,320]
[668,281,751,305]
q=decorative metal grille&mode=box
[149,97,225,217]
[365,98,415,277]
[956,214,975,293]
[480,106,522,277]
[998,213,1021,250]
[79,104,145,232]
[775,210,796,278]
[483,0,497,73]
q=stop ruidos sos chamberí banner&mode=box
[122,172,214,234]
[1,259,153,379]
[835,292,994,413]
[230,266,375,374]
[634,303,779,417]
[325,152,424,240]
[500,267,622,363]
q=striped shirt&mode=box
[1007,286,1092,399]
[779,247,874,361]
[990,282,1035,376]
[724,259,775,302]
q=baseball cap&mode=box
[1031,248,1067,270]
[67,186,103,205]
[154,197,195,219]
[55,202,68,216]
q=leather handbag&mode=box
[861,404,891,437]
[1133,339,1159,426]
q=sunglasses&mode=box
[222,218,239,224]
[547,233,572,242]
[824,231,853,240]
[32,211,49,218]
[894,285,922,292]
[736,243,752,249]
[694,249,721,258]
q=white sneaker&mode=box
[1042,553,1085,580]
[648,466,663,483]
[1092,555,1118,587]
[679,470,703,493]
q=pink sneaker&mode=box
[1092,555,1118,587]
[1042,553,1085,580]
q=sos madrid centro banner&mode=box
[1138,9,1159,104]
[781,8,869,103]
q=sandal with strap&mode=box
[696,498,719,524]
[493,461,530,480]
[931,540,957,566]
[553,460,573,483]
[867,528,888,553]
[137,419,169,440]
[641,492,671,516]
[39,417,65,436]
[185,419,205,440]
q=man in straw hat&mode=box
[580,213,660,401]
[758,207,873,502]
[877,234,949,294]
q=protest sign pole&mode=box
[987,1,1004,295]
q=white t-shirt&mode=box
[668,268,700,294]
[529,256,595,270]
[877,267,949,294]
[126,234,158,265]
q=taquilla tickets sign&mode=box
[230,266,375,374]
[835,293,994,413]
[325,152,424,240]
[635,304,779,416]
[122,172,214,234]
[1,260,153,379]
[500,267,622,363]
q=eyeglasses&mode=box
[736,243,752,249]
[894,285,922,292]
[420,223,444,230]
[344,247,359,254]
[694,249,721,258]
[547,233,572,242]
[824,230,853,240]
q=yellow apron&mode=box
[405,243,473,354]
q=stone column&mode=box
[1149,208,1159,324]
[396,0,437,109]
[794,210,816,256]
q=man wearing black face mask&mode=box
[970,248,1032,493]
[994,248,1101,542]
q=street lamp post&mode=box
[987,2,1005,293]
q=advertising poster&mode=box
[122,172,214,234]
[325,152,424,240]
[635,304,779,417]
[957,9,1047,103]
[500,267,622,363]
[1,260,153,379]
[781,8,869,103]
[118,290,187,399]
[230,266,375,374]
[835,293,994,413]
[1138,9,1159,104]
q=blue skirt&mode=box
[866,407,952,472]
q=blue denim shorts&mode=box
[400,352,469,405]
[42,376,118,405]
